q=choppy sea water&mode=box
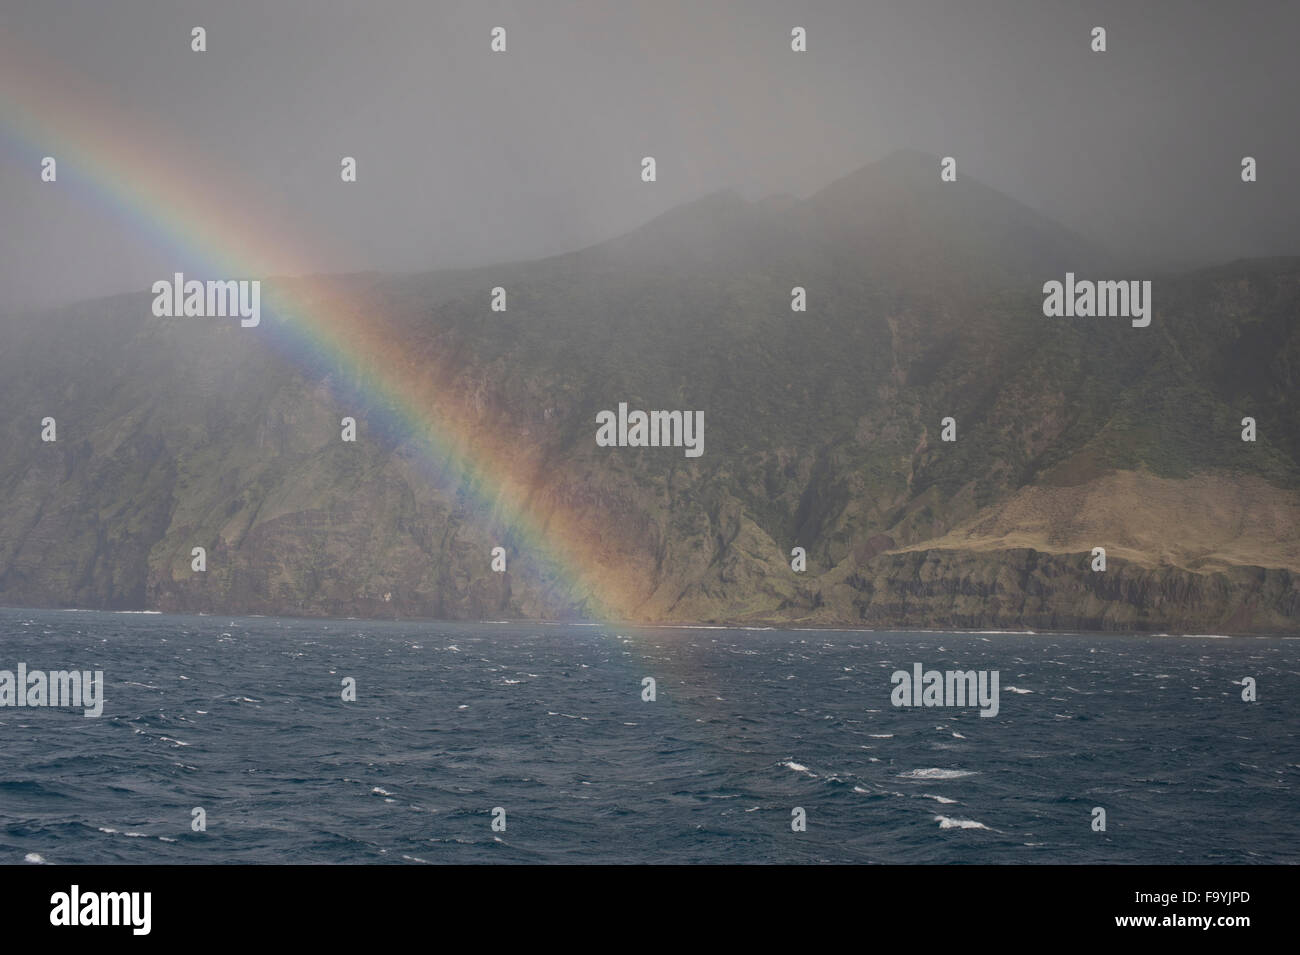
[1,608,1295,864]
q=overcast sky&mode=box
[1,0,1297,311]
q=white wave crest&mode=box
[935,815,989,830]
[898,768,977,780]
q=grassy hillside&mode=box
[1,151,1297,632]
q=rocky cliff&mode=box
[2,151,1297,632]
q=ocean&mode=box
[1,608,1295,864]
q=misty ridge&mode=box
[0,149,1298,632]
[5,0,1300,316]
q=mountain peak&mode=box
[811,149,1106,278]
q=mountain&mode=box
[1,150,1297,632]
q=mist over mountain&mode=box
[2,151,1297,632]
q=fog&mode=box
[1,0,1297,312]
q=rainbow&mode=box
[0,40,645,621]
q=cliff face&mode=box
[2,152,1298,632]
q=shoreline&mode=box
[1,604,1292,639]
